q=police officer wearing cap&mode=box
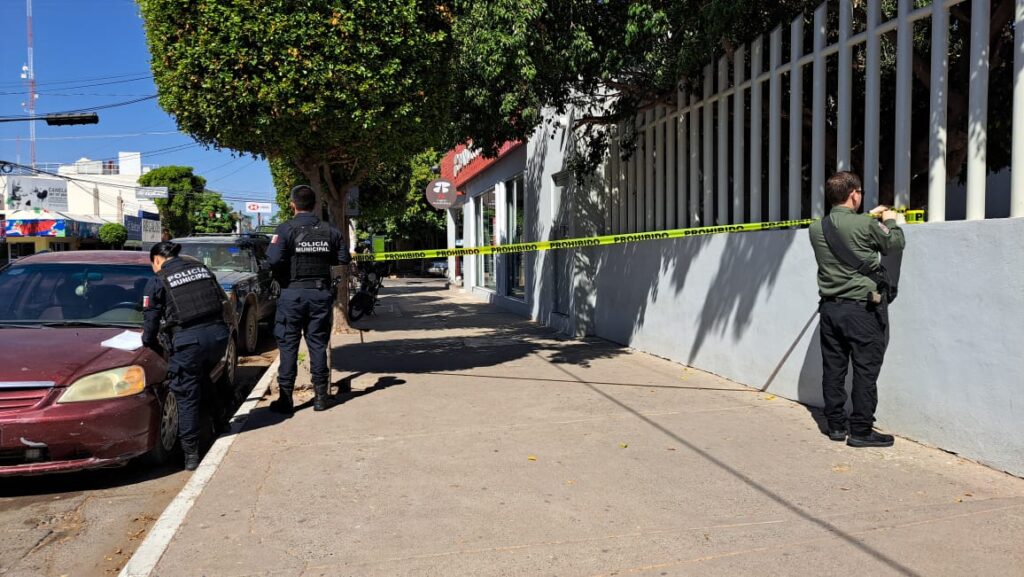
[809,171,906,448]
[266,184,350,414]
[143,241,231,470]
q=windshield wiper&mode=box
[38,320,141,328]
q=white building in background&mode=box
[1,152,164,258]
[56,151,161,222]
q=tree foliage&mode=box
[356,150,447,248]
[98,223,127,248]
[138,165,234,236]
[139,165,208,237]
[451,0,1020,207]
[191,193,236,234]
[137,0,455,225]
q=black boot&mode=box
[847,430,894,448]
[182,439,201,471]
[269,387,294,415]
[313,382,334,412]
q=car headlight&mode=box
[58,366,146,403]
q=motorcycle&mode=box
[348,260,384,321]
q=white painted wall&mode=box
[550,218,1024,477]
[452,109,1024,477]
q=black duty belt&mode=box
[820,296,869,305]
[287,279,329,290]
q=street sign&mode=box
[425,179,463,210]
[137,186,169,200]
[245,202,273,214]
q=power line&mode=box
[0,95,157,120]
[0,131,180,142]
[0,72,151,89]
[205,159,259,184]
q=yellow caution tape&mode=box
[355,214,920,263]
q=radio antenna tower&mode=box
[20,0,38,169]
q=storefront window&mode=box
[475,190,497,290]
[505,175,525,299]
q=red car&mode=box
[0,251,238,476]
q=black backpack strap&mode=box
[821,215,875,276]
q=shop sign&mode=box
[124,215,143,241]
[137,186,169,200]
[4,176,69,212]
[5,219,66,237]
[245,202,273,214]
[425,179,464,210]
[141,218,162,243]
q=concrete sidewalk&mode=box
[152,279,1024,577]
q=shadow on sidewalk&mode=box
[331,332,627,375]
[241,375,407,434]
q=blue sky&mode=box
[0,0,276,214]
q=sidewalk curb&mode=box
[119,356,280,577]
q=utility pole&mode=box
[21,0,37,169]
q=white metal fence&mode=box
[606,0,1024,235]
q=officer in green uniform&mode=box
[808,171,906,448]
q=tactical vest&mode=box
[157,258,224,327]
[290,220,334,281]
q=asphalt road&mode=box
[0,342,276,577]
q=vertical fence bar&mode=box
[690,90,701,225]
[929,0,948,222]
[703,65,714,226]
[769,26,782,221]
[811,2,827,218]
[894,0,912,209]
[718,57,729,224]
[838,0,852,170]
[734,45,746,223]
[610,135,619,234]
[864,0,881,209]
[627,119,637,233]
[645,109,655,230]
[678,83,689,228]
[655,107,666,230]
[666,113,676,228]
[619,126,628,233]
[967,0,990,220]
[637,113,647,231]
[1012,0,1024,217]
[750,36,764,222]
[789,14,804,220]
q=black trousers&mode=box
[819,300,889,436]
[168,322,230,447]
[274,287,333,392]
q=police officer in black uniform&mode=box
[143,242,231,470]
[267,185,350,414]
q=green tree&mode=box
[138,165,208,237]
[451,0,1020,207]
[98,223,127,249]
[356,150,446,249]
[137,0,453,223]
[138,0,456,329]
[191,193,236,234]
[270,157,302,222]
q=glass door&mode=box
[476,190,497,290]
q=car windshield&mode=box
[0,263,153,326]
[178,243,252,272]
